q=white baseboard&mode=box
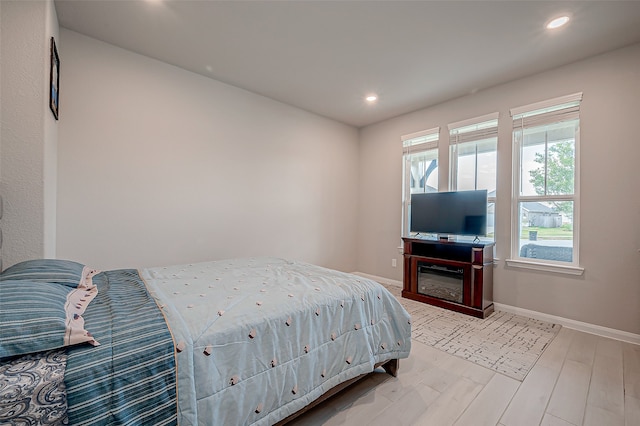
[352,271,402,288]
[352,271,640,346]
[494,303,640,346]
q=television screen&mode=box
[410,190,487,236]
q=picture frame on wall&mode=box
[49,36,60,120]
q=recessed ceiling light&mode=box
[365,95,378,102]
[546,16,570,30]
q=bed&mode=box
[0,257,412,425]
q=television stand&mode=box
[402,237,494,318]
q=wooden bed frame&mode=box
[276,358,399,424]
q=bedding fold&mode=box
[64,269,177,426]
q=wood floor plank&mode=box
[366,384,440,426]
[623,342,640,399]
[545,359,592,425]
[322,390,394,426]
[453,373,520,426]
[499,364,559,426]
[595,338,623,361]
[586,339,624,416]
[623,342,640,373]
[375,367,438,404]
[625,395,640,426]
[413,377,484,425]
[583,405,624,426]
[540,412,577,426]
[459,361,495,387]
[377,342,443,402]
[565,331,598,366]
[536,327,575,373]
[417,356,471,394]
[626,370,640,401]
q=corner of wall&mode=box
[43,0,59,258]
[0,0,59,267]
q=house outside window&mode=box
[508,93,583,275]
[402,128,439,236]
[448,113,498,241]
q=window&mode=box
[448,113,498,241]
[402,128,439,236]
[509,93,583,274]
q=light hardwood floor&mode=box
[289,326,640,426]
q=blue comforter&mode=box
[140,258,412,426]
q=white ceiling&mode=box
[55,0,640,128]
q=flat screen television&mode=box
[410,190,487,237]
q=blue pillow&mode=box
[1,259,93,288]
[0,279,99,359]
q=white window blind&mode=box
[511,93,582,128]
[402,127,439,154]
[448,113,499,146]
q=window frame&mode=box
[507,93,584,275]
[401,127,440,237]
[448,113,499,242]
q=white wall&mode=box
[357,43,640,335]
[57,30,359,272]
[0,0,58,269]
[5,7,637,336]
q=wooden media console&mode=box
[402,237,494,318]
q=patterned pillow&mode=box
[0,349,68,425]
[0,279,99,359]
[1,259,95,287]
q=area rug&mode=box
[383,284,561,381]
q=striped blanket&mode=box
[64,269,177,425]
